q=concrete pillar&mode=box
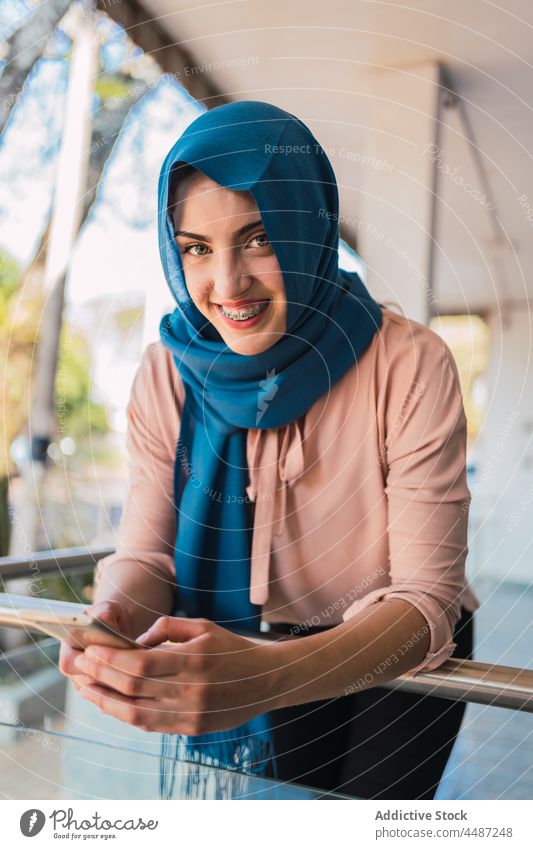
[355,62,440,325]
[469,305,533,583]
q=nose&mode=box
[211,246,252,301]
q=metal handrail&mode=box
[1,546,532,713]
[0,546,114,580]
[381,658,533,712]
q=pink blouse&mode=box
[95,307,480,676]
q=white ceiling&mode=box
[135,0,533,313]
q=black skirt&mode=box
[266,606,474,799]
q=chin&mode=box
[224,334,277,356]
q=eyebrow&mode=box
[173,218,264,242]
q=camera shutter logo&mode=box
[20,809,46,837]
[256,369,279,425]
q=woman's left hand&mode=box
[73,617,285,735]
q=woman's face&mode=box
[171,171,287,356]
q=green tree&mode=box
[55,326,109,439]
[0,247,109,555]
[0,250,28,555]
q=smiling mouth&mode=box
[215,300,271,321]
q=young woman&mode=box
[60,100,479,800]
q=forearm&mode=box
[271,599,431,708]
[93,559,175,638]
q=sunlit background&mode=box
[1,0,374,556]
[0,0,532,800]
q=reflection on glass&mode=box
[0,723,351,800]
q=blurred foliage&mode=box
[113,305,143,335]
[55,326,109,438]
[0,251,26,553]
[94,74,131,102]
[36,569,95,605]
[0,246,110,476]
[430,314,490,443]
[1,256,41,480]
[0,251,20,321]
[0,2,161,567]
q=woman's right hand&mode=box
[58,600,133,692]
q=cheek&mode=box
[183,265,211,303]
[275,301,287,333]
[271,272,287,308]
[244,255,285,292]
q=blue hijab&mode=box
[157,100,382,798]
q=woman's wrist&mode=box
[263,623,366,709]
[265,637,314,711]
[265,600,433,711]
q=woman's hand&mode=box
[59,600,133,692]
[71,616,285,735]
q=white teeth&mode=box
[219,301,269,321]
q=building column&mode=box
[469,305,533,583]
[355,62,440,325]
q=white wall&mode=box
[469,305,533,583]
[356,62,439,325]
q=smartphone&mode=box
[0,593,144,650]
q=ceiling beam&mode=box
[97,2,361,255]
[96,0,228,108]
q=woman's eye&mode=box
[247,232,270,248]
[180,233,269,256]
[182,243,210,257]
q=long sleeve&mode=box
[94,343,184,594]
[342,321,471,675]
